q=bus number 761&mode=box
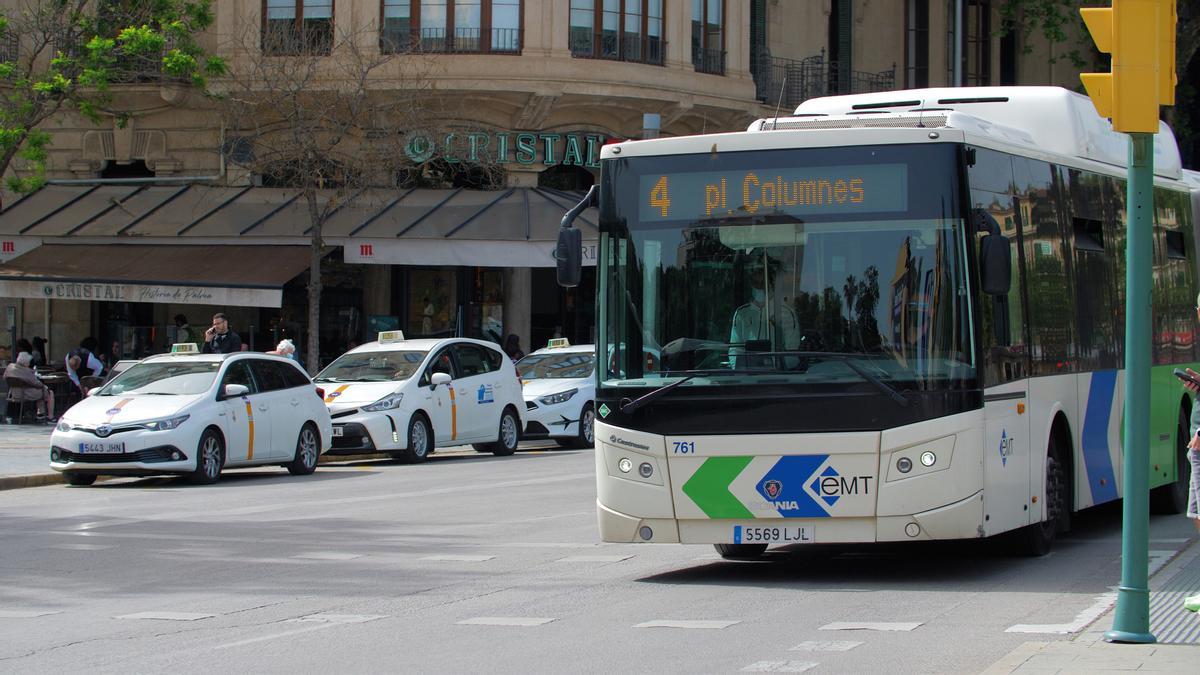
[672,441,695,454]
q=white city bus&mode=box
[559,87,1199,559]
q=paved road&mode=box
[0,447,1195,673]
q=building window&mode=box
[570,1,664,66]
[264,0,334,55]
[906,0,929,88]
[382,0,521,54]
[964,0,990,86]
[691,0,724,75]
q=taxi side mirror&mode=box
[430,372,452,389]
[222,383,250,398]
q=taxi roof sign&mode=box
[378,330,405,343]
[546,338,571,349]
[170,343,199,354]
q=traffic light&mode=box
[1080,0,1176,133]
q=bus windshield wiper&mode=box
[618,375,696,414]
[795,351,910,407]
[616,369,774,414]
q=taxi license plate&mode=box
[733,524,813,544]
[78,441,124,454]
[331,426,344,437]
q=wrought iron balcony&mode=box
[752,49,896,112]
[569,29,665,67]
[381,27,522,55]
[692,46,725,75]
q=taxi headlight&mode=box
[142,414,190,431]
[362,393,404,412]
[56,420,73,433]
[539,388,578,406]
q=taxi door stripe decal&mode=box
[243,400,255,460]
[449,388,457,440]
[104,398,134,423]
[324,384,350,403]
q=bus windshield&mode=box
[600,143,975,392]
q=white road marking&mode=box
[117,611,215,621]
[1005,592,1117,634]
[290,613,386,624]
[215,623,337,650]
[634,620,740,629]
[555,555,633,563]
[50,543,111,551]
[456,617,557,626]
[420,554,496,562]
[819,622,922,632]
[790,640,864,652]
[293,552,363,561]
[740,661,819,673]
[0,609,61,618]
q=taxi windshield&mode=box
[316,350,428,382]
[517,351,595,379]
[98,361,221,396]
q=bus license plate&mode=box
[78,441,124,454]
[331,426,344,437]
[733,525,813,544]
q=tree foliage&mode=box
[0,0,225,193]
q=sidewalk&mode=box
[983,537,1200,674]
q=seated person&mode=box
[729,267,800,369]
[4,352,55,420]
[65,346,104,395]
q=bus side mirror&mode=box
[556,226,582,288]
[556,185,597,288]
[979,233,1012,295]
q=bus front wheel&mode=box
[1019,436,1068,556]
[714,543,768,560]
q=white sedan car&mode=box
[50,347,333,486]
[516,341,595,448]
[316,332,524,462]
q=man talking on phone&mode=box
[1180,293,1200,612]
[201,313,243,354]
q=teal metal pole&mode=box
[1104,132,1156,644]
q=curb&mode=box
[0,452,403,492]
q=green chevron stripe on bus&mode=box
[681,456,755,519]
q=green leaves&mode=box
[0,0,222,193]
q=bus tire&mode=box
[714,544,768,560]
[1019,436,1068,556]
[1150,409,1190,515]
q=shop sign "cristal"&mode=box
[403,131,604,168]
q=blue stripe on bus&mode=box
[1081,371,1119,504]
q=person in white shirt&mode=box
[729,266,800,369]
[64,346,104,393]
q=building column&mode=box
[502,267,531,355]
[362,264,392,339]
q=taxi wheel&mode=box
[490,408,520,456]
[286,423,320,475]
[394,414,431,464]
[187,428,224,485]
[63,472,97,486]
[714,544,768,560]
[574,403,595,448]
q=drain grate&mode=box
[1150,555,1200,644]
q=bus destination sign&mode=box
[638,164,908,222]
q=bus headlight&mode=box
[618,458,633,473]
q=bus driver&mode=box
[729,266,800,368]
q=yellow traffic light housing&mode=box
[1080,0,1176,133]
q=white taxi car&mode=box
[50,345,333,486]
[316,331,523,462]
[516,340,596,448]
